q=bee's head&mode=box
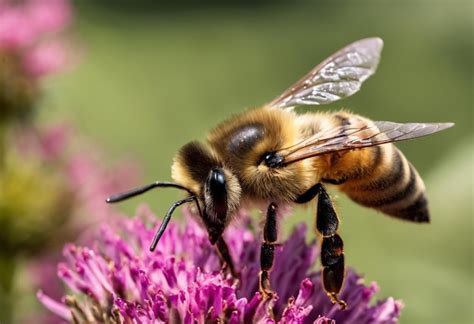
[107,141,243,251]
[172,142,242,243]
[172,142,241,234]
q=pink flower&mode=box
[22,41,67,77]
[0,0,72,77]
[12,123,141,221]
[38,206,403,323]
[0,0,74,121]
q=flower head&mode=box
[0,0,73,121]
[38,206,403,323]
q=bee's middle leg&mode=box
[259,202,278,298]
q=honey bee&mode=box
[106,37,453,309]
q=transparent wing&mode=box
[279,121,454,164]
[269,37,384,109]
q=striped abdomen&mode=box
[334,144,430,223]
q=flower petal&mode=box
[37,290,72,321]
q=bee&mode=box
[106,37,453,309]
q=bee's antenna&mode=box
[106,182,200,252]
[105,181,194,203]
[149,195,196,251]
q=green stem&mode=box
[0,256,16,324]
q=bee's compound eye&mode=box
[263,152,284,168]
[206,168,228,218]
[209,168,226,190]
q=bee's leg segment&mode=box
[321,234,346,309]
[200,211,238,278]
[259,202,278,298]
[317,184,347,310]
[294,183,322,204]
[316,184,339,237]
[215,236,237,277]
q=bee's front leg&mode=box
[200,212,238,278]
[259,202,278,299]
[215,236,238,278]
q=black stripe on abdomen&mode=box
[370,163,417,208]
[382,192,430,222]
[354,147,404,191]
[347,149,429,223]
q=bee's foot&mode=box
[221,263,239,279]
[260,288,276,300]
[258,270,275,299]
[328,292,347,310]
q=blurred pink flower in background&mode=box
[0,0,72,77]
[0,0,75,123]
[12,123,141,221]
[23,41,67,78]
[1,123,141,321]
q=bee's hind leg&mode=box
[317,184,347,309]
[259,202,278,299]
[295,183,347,310]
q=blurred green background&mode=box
[39,0,472,323]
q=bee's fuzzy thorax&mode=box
[207,106,315,202]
